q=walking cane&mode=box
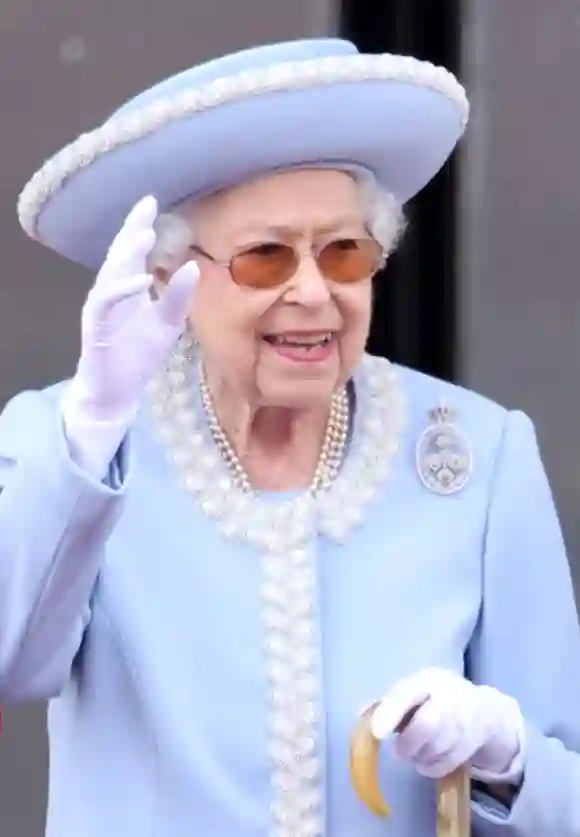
[350,702,471,837]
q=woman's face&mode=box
[183,169,376,409]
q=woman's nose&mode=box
[286,254,331,306]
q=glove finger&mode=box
[101,227,156,283]
[416,752,465,779]
[155,260,199,327]
[114,195,157,242]
[101,195,157,276]
[414,713,480,778]
[395,698,450,761]
[371,678,432,740]
[87,273,152,324]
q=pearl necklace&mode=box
[199,364,350,495]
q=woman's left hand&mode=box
[370,667,525,783]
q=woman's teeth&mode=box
[266,333,332,347]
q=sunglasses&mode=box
[189,237,386,290]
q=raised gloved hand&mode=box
[61,195,199,477]
[371,667,525,784]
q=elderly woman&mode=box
[1,36,580,837]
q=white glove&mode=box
[371,667,525,784]
[61,195,199,477]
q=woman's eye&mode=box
[332,238,358,251]
[247,243,285,257]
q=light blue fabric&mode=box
[32,38,466,270]
[0,359,579,836]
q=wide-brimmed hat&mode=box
[17,38,469,271]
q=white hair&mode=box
[149,169,407,271]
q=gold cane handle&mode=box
[350,703,471,836]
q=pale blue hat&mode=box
[17,38,469,271]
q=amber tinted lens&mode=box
[317,238,383,283]
[230,243,298,288]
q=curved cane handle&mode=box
[349,702,471,836]
[349,701,391,817]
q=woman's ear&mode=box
[152,266,170,286]
[151,251,196,285]
[147,266,170,302]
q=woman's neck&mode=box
[243,406,330,491]
[206,381,332,492]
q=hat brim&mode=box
[18,53,468,271]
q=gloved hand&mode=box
[61,195,199,477]
[371,667,525,784]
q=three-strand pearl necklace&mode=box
[199,365,350,495]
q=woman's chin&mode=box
[255,374,340,410]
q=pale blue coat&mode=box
[0,351,579,837]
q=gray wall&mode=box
[459,2,580,588]
[0,2,335,833]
